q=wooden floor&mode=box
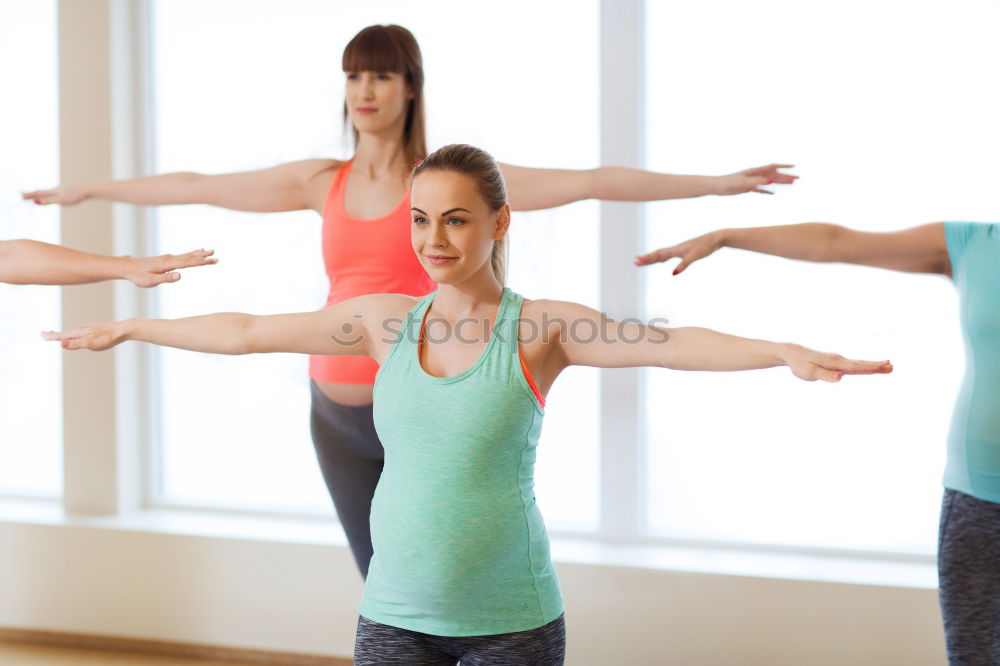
[0,641,352,666]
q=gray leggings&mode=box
[938,488,1000,665]
[354,615,567,665]
[309,381,383,578]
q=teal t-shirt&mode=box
[943,222,1000,502]
[362,288,563,636]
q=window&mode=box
[0,0,62,498]
[150,0,599,527]
[642,0,998,553]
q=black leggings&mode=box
[938,488,1000,665]
[354,615,567,665]
[309,381,383,578]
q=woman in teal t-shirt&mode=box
[45,144,891,664]
[638,220,1000,666]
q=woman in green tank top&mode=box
[45,144,892,664]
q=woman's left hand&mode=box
[783,344,893,382]
[718,164,798,195]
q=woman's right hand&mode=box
[41,320,130,351]
[634,230,724,275]
[22,185,89,206]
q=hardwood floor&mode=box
[0,640,352,666]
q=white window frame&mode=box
[47,0,934,569]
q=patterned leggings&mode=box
[938,488,1000,665]
[354,615,566,665]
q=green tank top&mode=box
[361,287,563,636]
[943,222,1000,502]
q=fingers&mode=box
[770,173,798,184]
[633,251,694,276]
[59,336,106,351]
[22,189,61,204]
[149,272,182,286]
[756,163,796,173]
[176,248,217,268]
[813,367,843,383]
[158,248,217,272]
[793,354,893,382]
[41,327,89,341]
[634,246,678,267]
[672,258,692,276]
[138,249,216,287]
[827,358,894,375]
[40,327,107,350]
[745,164,799,185]
[807,355,893,378]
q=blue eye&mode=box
[413,216,427,225]
[447,217,464,226]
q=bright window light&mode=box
[0,0,62,498]
[642,0,999,554]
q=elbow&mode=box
[178,172,212,204]
[0,241,26,284]
[589,166,611,200]
[811,223,845,262]
[228,315,259,355]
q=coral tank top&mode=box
[309,159,436,384]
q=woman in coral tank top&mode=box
[25,25,797,578]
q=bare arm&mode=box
[500,163,797,211]
[0,239,216,286]
[636,222,951,276]
[527,300,891,386]
[22,159,339,213]
[42,294,414,356]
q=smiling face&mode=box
[410,170,510,286]
[345,70,412,136]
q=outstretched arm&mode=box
[500,163,797,211]
[42,293,413,356]
[0,239,216,286]
[529,300,891,385]
[22,159,338,213]
[636,222,951,276]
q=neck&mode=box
[434,265,504,318]
[353,124,409,179]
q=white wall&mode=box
[0,517,944,665]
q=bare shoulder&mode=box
[341,292,419,320]
[521,298,599,320]
[294,158,344,211]
[518,298,602,344]
[297,158,343,179]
